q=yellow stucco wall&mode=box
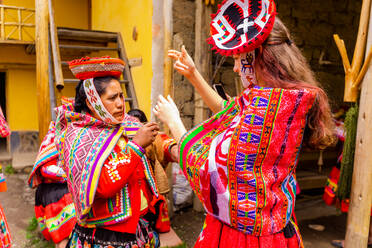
[91,0,153,117]
[2,0,89,131]
[6,69,38,130]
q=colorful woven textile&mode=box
[0,205,11,248]
[0,107,10,138]
[54,104,159,227]
[28,122,62,188]
[208,0,276,56]
[179,85,315,236]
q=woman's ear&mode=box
[86,98,95,114]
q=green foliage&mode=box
[337,104,358,200]
[25,217,54,248]
[4,164,15,175]
[163,244,187,248]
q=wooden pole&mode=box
[163,0,173,98]
[334,0,372,102]
[193,0,212,212]
[35,0,51,142]
[344,3,372,247]
[48,0,64,105]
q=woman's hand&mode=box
[154,95,187,143]
[132,122,159,149]
[168,45,196,79]
[153,95,181,127]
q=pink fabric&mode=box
[0,107,10,138]
[194,214,303,248]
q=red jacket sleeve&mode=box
[96,141,146,199]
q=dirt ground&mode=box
[1,173,349,248]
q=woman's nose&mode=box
[116,97,123,108]
[233,59,240,73]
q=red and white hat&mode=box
[208,0,276,56]
[68,56,125,80]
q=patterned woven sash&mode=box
[54,105,158,225]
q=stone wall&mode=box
[172,0,196,129]
[173,0,362,125]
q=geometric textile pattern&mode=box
[54,105,158,227]
[179,86,315,235]
[208,0,276,56]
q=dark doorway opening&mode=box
[0,72,7,154]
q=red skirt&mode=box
[0,204,12,248]
[35,183,76,244]
[194,214,303,248]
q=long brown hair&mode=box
[255,17,336,149]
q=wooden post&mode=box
[334,0,372,102]
[1,6,5,40]
[48,0,63,106]
[163,0,173,98]
[35,0,51,142]
[344,3,372,247]
[193,0,212,212]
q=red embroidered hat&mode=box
[208,0,276,56]
[68,56,125,80]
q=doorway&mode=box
[0,72,7,154]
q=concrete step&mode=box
[159,227,184,248]
[11,152,37,170]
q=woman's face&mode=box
[92,79,125,122]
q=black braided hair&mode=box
[127,109,148,123]
[74,76,119,113]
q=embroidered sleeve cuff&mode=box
[222,100,228,109]
[127,141,146,157]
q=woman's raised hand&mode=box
[153,95,181,126]
[168,45,196,79]
[132,122,159,149]
[154,95,187,143]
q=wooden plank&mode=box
[1,6,4,39]
[117,33,138,109]
[18,9,21,40]
[0,40,34,44]
[0,4,35,12]
[59,44,118,51]
[163,0,173,98]
[0,63,35,69]
[344,3,372,247]
[297,175,327,191]
[3,22,35,27]
[48,0,64,91]
[192,0,212,212]
[57,27,117,43]
[35,0,51,142]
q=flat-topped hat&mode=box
[68,56,125,80]
[208,0,276,56]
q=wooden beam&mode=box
[48,0,64,93]
[193,0,212,212]
[1,6,4,40]
[0,63,35,70]
[163,0,173,98]
[35,0,51,142]
[344,3,372,247]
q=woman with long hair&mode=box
[154,1,335,247]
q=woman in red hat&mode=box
[154,0,335,247]
[54,56,173,248]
